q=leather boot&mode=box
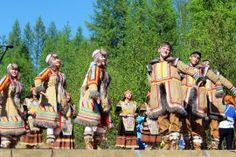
[161,135,171,150]
[94,137,102,150]
[184,134,192,150]
[210,138,219,150]
[193,136,202,150]
[169,132,180,150]
[0,137,11,148]
[84,137,94,150]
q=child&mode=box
[20,86,44,148]
[115,90,138,149]
[53,92,75,149]
[136,105,146,149]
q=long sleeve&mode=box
[206,69,221,85]
[176,60,198,77]
[86,64,101,98]
[34,68,52,87]
[219,75,234,90]
[0,75,10,92]
[225,105,236,119]
[207,70,236,96]
[205,69,234,89]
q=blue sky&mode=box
[0,0,95,38]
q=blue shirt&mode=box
[136,115,145,139]
[219,104,236,129]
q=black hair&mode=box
[190,51,201,59]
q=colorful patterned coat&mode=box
[0,75,25,136]
[75,62,112,127]
[33,67,66,128]
[147,57,199,118]
[181,65,208,118]
[206,72,234,120]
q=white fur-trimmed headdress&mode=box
[45,53,58,65]
[7,63,19,74]
[92,49,108,60]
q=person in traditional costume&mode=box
[20,86,44,148]
[53,92,75,149]
[140,93,161,150]
[0,63,26,148]
[115,90,138,149]
[146,42,202,150]
[34,53,66,146]
[181,52,236,150]
[74,49,112,150]
[202,59,236,149]
[181,51,207,150]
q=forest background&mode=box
[1,0,236,148]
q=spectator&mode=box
[218,95,236,150]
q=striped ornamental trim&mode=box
[230,86,236,96]
[0,127,25,136]
[34,111,58,127]
[35,117,58,122]
[152,61,171,81]
[20,133,43,146]
[77,113,100,121]
[193,73,200,80]
[0,116,24,124]
[0,118,26,136]
[74,116,100,126]
[0,125,25,129]
[79,108,101,118]
[54,138,75,143]
[37,111,58,117]
[87,65,101,86]
[39,106,56,112]
[215,85,224,97]
[0,120,24,127]
[36,117,58,121]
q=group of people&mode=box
[143,42,236,150]
[0,42,235,150]
[113,42,236,150]
[0,54,75,149]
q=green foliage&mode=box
[181,0,236,84]
[86,0,128,50]
[23,22,34,57]
[8,20,22,47]
[0,43,35,97]
[34,16,46,69]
